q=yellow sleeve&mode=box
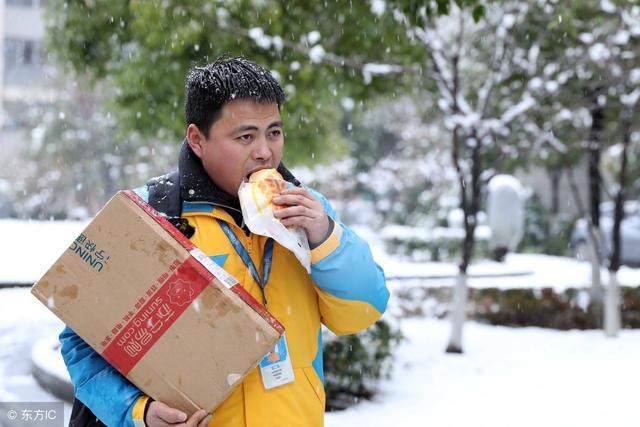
[308,191,389,336]
[131,395,150,427]
[315,285,384,335]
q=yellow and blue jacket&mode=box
[59,145,388,426]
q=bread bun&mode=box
[248,168,288,212]
[248,168,283,183]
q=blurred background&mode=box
[0,0,639,426]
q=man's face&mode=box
[187,99,284,196]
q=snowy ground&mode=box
[0,288,70,425]
[327,318,640,427]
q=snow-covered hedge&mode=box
[395,285,640,330]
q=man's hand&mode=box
[145,401,211,427]
[273,186,330,246]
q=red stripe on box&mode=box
[101,257,209,375]
[122,190,285,334]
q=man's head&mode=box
[184,57,286,196]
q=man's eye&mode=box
[238,134,253,142]
[269,129,282,137]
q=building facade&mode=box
[0,0,60,214]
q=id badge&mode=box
[259,333,295,390]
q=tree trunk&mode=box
[550,168,561,216]
[609,107,631,274]
[447,132,481,354]
[566,167,603,323]
[588,237,603,326]
[604,106,632,337]
[587,93,605,316]
[446,270,468,353]
[588,91,604,230]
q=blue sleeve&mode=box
[133,186,149,202]
[60,327,143,426]
[307,189,389,315]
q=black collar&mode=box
[178,139,300,226]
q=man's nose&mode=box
[251,137,272,161]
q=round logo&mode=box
[167,279,195,307]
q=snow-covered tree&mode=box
[292,1,546,353]
[603,5,640,336]
[385,2,542,353]
[514,0,640,335]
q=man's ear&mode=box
[186,124,205,158]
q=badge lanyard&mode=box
[216,219,273,305]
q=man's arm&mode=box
[59,327,150,426]
[308,191,388,335]
[274,187,389,335]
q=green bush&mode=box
[323,320,403,411]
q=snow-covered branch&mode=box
[239,27,409,84]
[413,26,455,98]
[522,118,568,154]
[500,94,536,125]
[476,4,531,118]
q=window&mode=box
[4,38,42,68]
[3,38,45,86]
[23,41,33,65]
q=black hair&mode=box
[184,57,286,137]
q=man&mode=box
[60,57,389,427]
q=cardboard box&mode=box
[31,190,284,415]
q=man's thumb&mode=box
[155,402,187,423]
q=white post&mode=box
[604,270,621,337]
[487,175,525,261]
[446,272,468,353]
